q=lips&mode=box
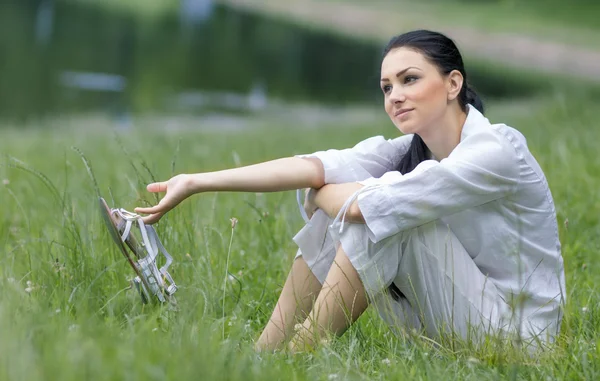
[394,108,414,118]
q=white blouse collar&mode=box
[460,104,491,142]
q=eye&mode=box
[404,75,419,84]
[381,84,392,94]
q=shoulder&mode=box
[489,123,529,161]
[449,122,522,186]
[351,134,412,156]
[460,105,528,158]
[458,109,526,162]
[355,134,412,147]
[456,125,519,160]
[389,134,414,152]
[388,134,414,163]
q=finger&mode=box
[147,181,168,193]
[135,205,162,214]
[141,213,163,225]
[136,193,176,215]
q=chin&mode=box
[394,121,419,136]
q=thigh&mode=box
[293,210,336,284]
[395,221,509,341]
[330,219,510,342]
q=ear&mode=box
[446,70,464,101]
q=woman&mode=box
[135,30,565,352]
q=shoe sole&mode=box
[99,196,153,303]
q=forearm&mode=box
[313,183,365,223]
[189,157,325,194]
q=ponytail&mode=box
[465,83,484,114]
[397,134,429,175]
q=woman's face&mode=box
[380,47,453,136]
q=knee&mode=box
[401,220,460,261]
[412,220,449,239]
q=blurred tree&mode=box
[0,0,577,122]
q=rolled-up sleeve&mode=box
[295,134,413,184]
[356,130,521,242]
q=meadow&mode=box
[1,91,600,380]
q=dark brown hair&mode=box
[384,30,484,175]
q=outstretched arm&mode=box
[192,157,325,193]
[135,157,325,224]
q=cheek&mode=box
[384,96,393,115]
[412,80,445,103]
[412,82,448,122]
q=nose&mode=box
[389,85,406,104]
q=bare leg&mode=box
[255,257,322,352]
[288,245,368,352]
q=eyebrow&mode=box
[380,66,419,82]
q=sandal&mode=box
[99,197,178,305]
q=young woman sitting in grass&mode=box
[134,30,566,353]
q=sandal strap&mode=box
[121,220,133,242]
[111,207,178,297]
[147,225,173,272]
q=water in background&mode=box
[1,0,387,121]
[0,0,551,122]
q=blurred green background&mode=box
[2,0,599,122]
[2,1,600,380]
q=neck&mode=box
[419,105,468,161]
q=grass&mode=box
[1,92,600,380]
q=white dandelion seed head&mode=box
[467,357,480,364]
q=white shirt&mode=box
[296,104,565,337]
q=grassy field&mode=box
[1,92,599,380]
